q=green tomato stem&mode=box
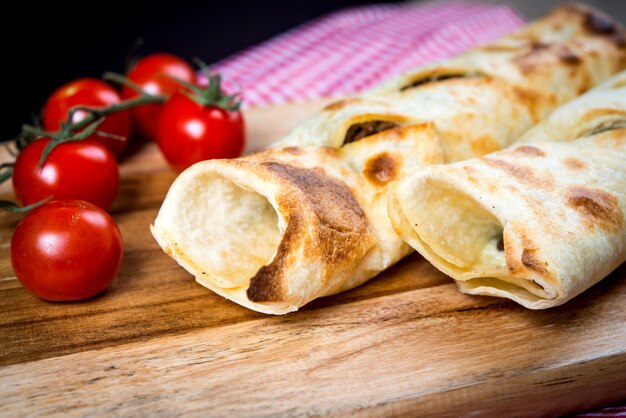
[2,76,170,215]
[66,89,167,134]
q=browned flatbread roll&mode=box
[389,71,626,308]
[152,4,626,313]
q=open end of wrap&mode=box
[406,179,505,270]
[341,114,407,145]
[153,170,283,292]
[392,178,554,305]
[343,120,400,145]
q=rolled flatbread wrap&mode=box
[152,124,443,313]
[152,4,626,313]
[277,3,626,162]
[389,72,626,308]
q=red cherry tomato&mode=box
[123,53,195,141]
[13,138,119,210]
[11,200,123,301]
[42,78,132,156]
[156,92,245,171]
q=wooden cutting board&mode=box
[0,100,625,418]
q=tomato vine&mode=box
[1,73,167,212]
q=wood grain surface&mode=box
[0,99,625,417]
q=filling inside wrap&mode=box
[400,68,484,91]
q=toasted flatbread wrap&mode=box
[389,72,626,308]
[277,3,626,161]
[152,4,626,314]
[152,125,442,314]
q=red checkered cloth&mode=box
[208,3,624,415]
[210,1,524,106]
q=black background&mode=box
[3,0,394,141]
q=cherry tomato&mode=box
[156,92,245,171]
[13,138,119,210]
[11,200,123,301]
[42,78,132,156]
[123,53,195,141]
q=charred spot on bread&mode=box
[558,49,582,65]
[514,145,546,157]
[265,163,369,236]
[567,186,623,231]
[483,158,532,181]
[343,120,399,144]
[247,163,373,302]
[513,42,560,74]
[400,72,481,91]
[585,10,617,34]
[530,41,550,51]
[521,248,549,275]
[363,152,400,186]
[562,157,587,170]
[512,86,544,122]
[584,8,626,47]
[247,218,299,303]
[283,146,303,155]
[483,157,553,189]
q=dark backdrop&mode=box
[3,0,395,141]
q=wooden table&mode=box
[1,100,625,417]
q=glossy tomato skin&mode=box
[42,78,132,156]
[156,92,245,171]
[13,138,119,210]
[123,53,195,141]
[11,200,123,301]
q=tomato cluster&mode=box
[8,53,245,302]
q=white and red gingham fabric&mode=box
[210,1,524,107]
[209,3,625,415]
